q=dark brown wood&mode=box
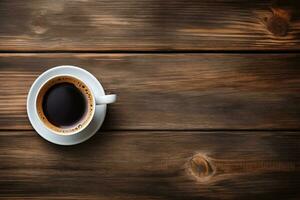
[0,53,300,130]
[0,131,299,199]
[1,1,299,199]
[0,0,300,51]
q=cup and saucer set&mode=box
[27,65,116,145]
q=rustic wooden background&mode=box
[0,0,300,199]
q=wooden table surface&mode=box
[0,0,300,199]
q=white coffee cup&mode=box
[27,65,116,145]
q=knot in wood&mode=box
[31,10,49,34]
[266,15,288,37]
[265,7,291,37]
[188,154,214,180]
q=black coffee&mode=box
[42,82,87,127]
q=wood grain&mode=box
[1,1,299,200]
[0,53,300,130]
[0,0,300,51]
[0,131,299,199]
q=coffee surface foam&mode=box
[36,76,94,135]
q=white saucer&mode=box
[27,66,107,145]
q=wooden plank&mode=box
[0,53,300,130]
[0,0,299,51]
[0,131,299,199]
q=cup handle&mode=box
[95,94,117,105]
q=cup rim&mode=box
[34,74,96,136]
